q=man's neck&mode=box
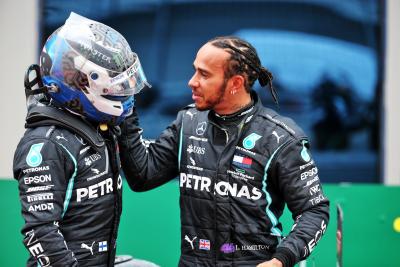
[214,98,254,120]
[214,91,252,116]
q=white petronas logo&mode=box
[180,173,262,200]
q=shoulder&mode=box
[25,105,104,149]
[177,104,208,122]
[16,125,85,159]
[256,106,307,140]
[17,126,58,151]
[13,126,67,171]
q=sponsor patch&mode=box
[187,144,205,155]
[98,241,107,252]
[27,193,53,203]
[26,143,44,167]
[220,243,236,254]
[28,203,54,212]
[232,155,253,169]
[199,239,210,250]
[189,136,208,142]
[184,235,197,250]
[27,185,54,193]
[300,140,311,162]
[196,122,207,135]
[242,133,262,150]
[24,174,52,185]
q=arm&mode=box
[270,139,330,267]
[118,108,183,191]
[13,138,78,266]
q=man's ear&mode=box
[229,74,245,91]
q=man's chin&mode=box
[194,103,209,111]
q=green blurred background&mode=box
[2,180,399,266]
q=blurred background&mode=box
[1,0,399,266]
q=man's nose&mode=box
[188,74,199,89]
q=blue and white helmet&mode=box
[40,12,149,125]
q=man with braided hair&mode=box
[118,36,329,267]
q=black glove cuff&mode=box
[118,108,140,141]
[272,247,297,267]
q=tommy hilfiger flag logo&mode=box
[199,239,210,250]
[232,155,253,169]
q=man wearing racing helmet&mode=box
[13,12,154,267]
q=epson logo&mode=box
[180,173,262,200]
[300,167,318,180]
[28,203,54,212]
[24,174,52,184]
[76,177,113,202]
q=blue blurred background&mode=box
[42,0,382,183]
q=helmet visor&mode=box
[73,52,150,96]
[50,12,150,97]
[107,54,149,96]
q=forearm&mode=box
[277,201,329,263]
[118,110,180,191]
[23,223,77,266]
[119,137,177,191]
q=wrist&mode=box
[271,258,283,267]
[272,246,296,267]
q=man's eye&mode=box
[200,71,208,77]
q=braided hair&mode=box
[208,36,278,105]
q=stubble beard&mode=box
[195,80,227,111]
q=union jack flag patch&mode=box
[199,239,210,250]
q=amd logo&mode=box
[28,203,54,212]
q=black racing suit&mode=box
[13,105,123,267]
[118,91,329,267]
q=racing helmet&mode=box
[39,12,149,125]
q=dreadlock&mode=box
[208,36,278,105]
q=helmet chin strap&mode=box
[24,64,59,97]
